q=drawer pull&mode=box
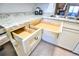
[34,37,38,40]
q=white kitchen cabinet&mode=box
[42,29,59,44]
[63,21,79,30]
[12,26,42,56]
[43,18,79,54]
[0,34,9,46]
[57,28,79,51]
[30,19,63,45]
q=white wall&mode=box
[34,3,56,15]
[0,3,56,15]
[0,3,36,13]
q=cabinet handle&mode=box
[34,37,38,40]
[13,40,19,47]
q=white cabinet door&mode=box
[42,29,59,44]
[74,43,79,54]
[0,34,9,46]
[57,28,79,51]
[63,21,79,30]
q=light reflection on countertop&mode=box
[0,13,79,30]
[43,16,79,23]
[0,14,44,30]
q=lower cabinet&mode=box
[22,29,42,55]
[11,26,42,56]
[42,19,79,54]
[57,28,79,51]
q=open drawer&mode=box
[30,19,63,33]
[30,19,63,45]
[12,27,36,42]
[11,26,42,55]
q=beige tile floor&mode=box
[0,41,17,56]
[30,40,78,56]
[0,40,78,56]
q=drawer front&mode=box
[63,21,79,30]
[22,29,42,55]
[42,29,59,44]
[0,34,9,46]
[0,28,6,34]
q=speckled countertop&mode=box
[43,16,79,23]
[0,14,44,31]
[0,13,79,31]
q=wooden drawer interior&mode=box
[30,19,63,33]
[12,26,37,39]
